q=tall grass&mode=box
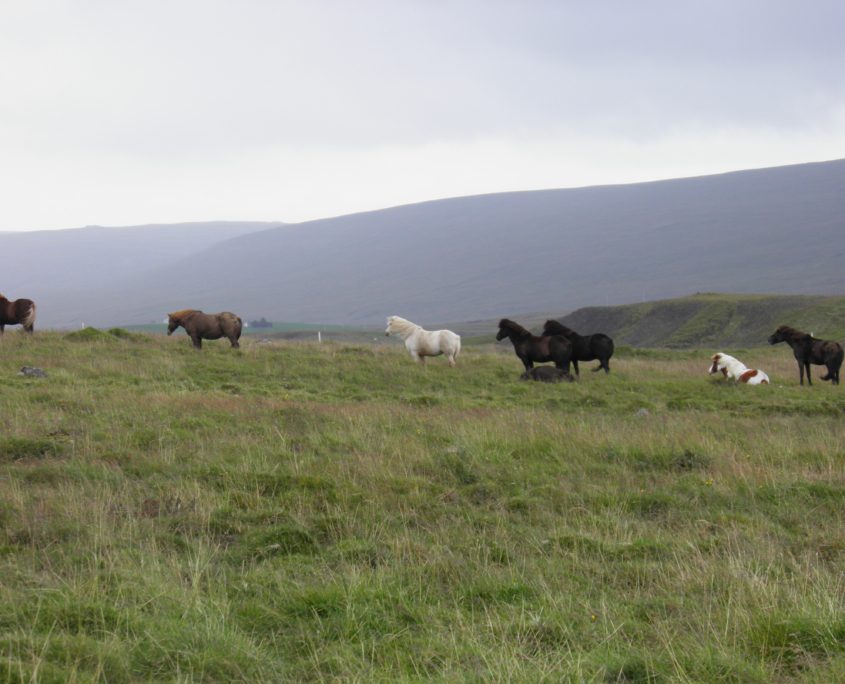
[1,331,844,681]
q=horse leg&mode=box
[192,335,202,350]
[230,336,240,349]
[0,324,4,336]
[447,353,456,368]
[805,363,812,386]
[572,359,580,376]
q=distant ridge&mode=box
[554,293,845,348]
[2,159,844,327]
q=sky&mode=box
[1,0,844,231]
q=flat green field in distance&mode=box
[1,331,844,682]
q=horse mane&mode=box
[168,308,200,320]
[544,320,574,336]
[776,324,811,338]
[387,316,420,337]
[498,318,531,337]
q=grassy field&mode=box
[1,330,845,682]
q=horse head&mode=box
[167,309,197,335]
[708,353,725,376]
[542,320,574,338]
[496,319,527,341]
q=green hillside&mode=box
[1,332,845,680]
[558,293,845,348]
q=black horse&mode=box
[496,319,572,373]
[768,325,843,386]
[542,320,614,375]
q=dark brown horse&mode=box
[768,325,843,385]
[0,294,36,334]
[496,319,572,373]
[167,309,242,349]
[542,320,614,375]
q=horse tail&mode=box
[22,300,36,331]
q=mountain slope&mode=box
[12,159,845,327]
[555,293,845,348]
[0,221,279,303]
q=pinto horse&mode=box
[542,320,614,375]
[709,352,770,385]
[768,325,843,385]
[496,319,572,373]
[0,294,36,334]
[385,316,461,366]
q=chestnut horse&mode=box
[496,319,572,373]
[542,320,614,375]
[0,294,36,334]
[768,325,843,385]
[167,309,242,349]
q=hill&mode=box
[554,293,845,348]
[0,221,280,320]
[3,159,845,327]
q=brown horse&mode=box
[496,319,572,373]
[0,294,36,334]
[768,325,843,385]
[167,309,242,349]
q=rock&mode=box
[635,408,650,417]
[18,366,47,378]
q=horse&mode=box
[708,352,770,385]
[496,319,572,373]
[768,325,843,385]
[167,309,242,349]
[542,320,614,375]
[385,316,461,366]
[519,366,574,383]
[0,294,36,334]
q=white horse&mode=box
[709,352,770,385]
[385,316,461,367]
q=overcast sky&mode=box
[2,1,844,231]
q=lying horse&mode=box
[0,294,36,334]
[768,325,843,385]
[496,319,572,373]
[542,320,614,374]
[709,352,769,385]
[520,366,574,383]
[385,315,461,366]
[167,309,242,349]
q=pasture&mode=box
[1,331,844,682]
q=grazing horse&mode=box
[768,325,843,385]
[520,366,574,383]
[542,320,614,375]
[385,316,461,366]
[496,319,572,373]
[709,352,770,385]
[0,294,36,334]
[167,309,242,349]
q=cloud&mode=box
[1,1,844,230]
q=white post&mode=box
[317,331,322,344]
